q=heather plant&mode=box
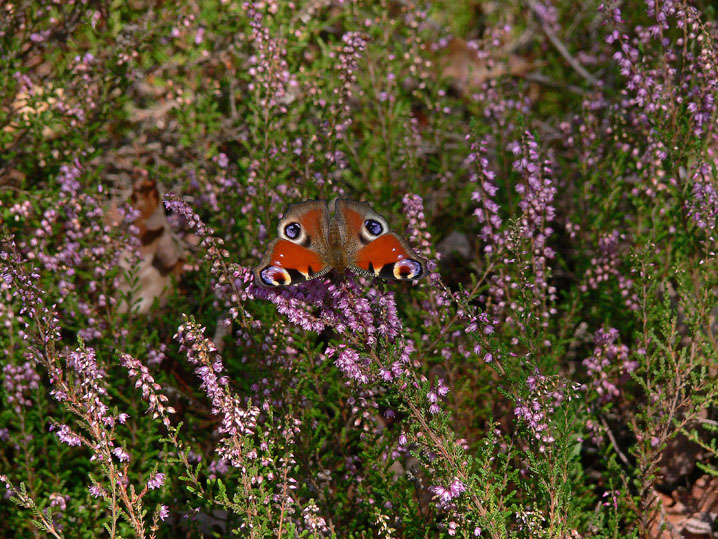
[2,0,718,538]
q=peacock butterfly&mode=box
[254,198,428,287]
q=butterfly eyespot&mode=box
[260,266,291,286]
[393,259,423,280]
[364,219,384,236]
[284,222,301,239]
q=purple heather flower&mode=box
[449,479,466,497]
[89,485,106,498]
[194,27,205,45]
[55,424,82,447]
[164,195,213,237]
[147,472,166,490]
[602,490,620,510]
[467,137,503,253]
[174,317,260,467]
[49,492,69,512]
[112,447,130,462]
[430,477,466,509]
[208,458,230,479]
[583,328,632,403]
[402,194,434,259]
[120,353,175,426]
[2,361,41,413]
[431,485,453,504]
[687,163,718,235]
[514,369,575,452]
[327,345,370,384]
[251,279,328,333]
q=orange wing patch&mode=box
[355,234,411,272]
[270,239,326,275]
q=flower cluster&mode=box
[325,345,371,385]
[1,244,60,347]
[581,230,639,310]
[49,345,135,465]
[514,370,577,453]
[146,471,166,491]
[686,162,718,239]
[402,194,434,260]
[2,361,40,414]
[326,278,375,334]
[251,279,328,333]
[480,131,558,330]
[427,378,450,415]
[583,327,635,404]
[54,424,82,447]
[510,132,556,250]
[243,2,298,113]
[119,353,175,428]
[328,31,368,170]
[605,0,718,209]
[164,194,213,238]
[429,478,467,509]
[467,137,503,253]
[302,502,329,534]
[174,317,261,466]
[252,272,407,347]
[371,288,403,341]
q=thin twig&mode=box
[523,72,587,95]
[526,0,601,87]
[601,415,631,467]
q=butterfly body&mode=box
[255,198,427,287]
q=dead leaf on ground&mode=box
[439,37,536,94]
[110,174,184,314]
[648,476,718,538]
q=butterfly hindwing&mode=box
[354,233,427,280]
[255,238,330,286]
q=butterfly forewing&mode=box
[254,200,331,287]
[353,233,427,280]
[335,199,428,281]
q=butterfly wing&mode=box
[254,200,332,287]
[334,198,427,281]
